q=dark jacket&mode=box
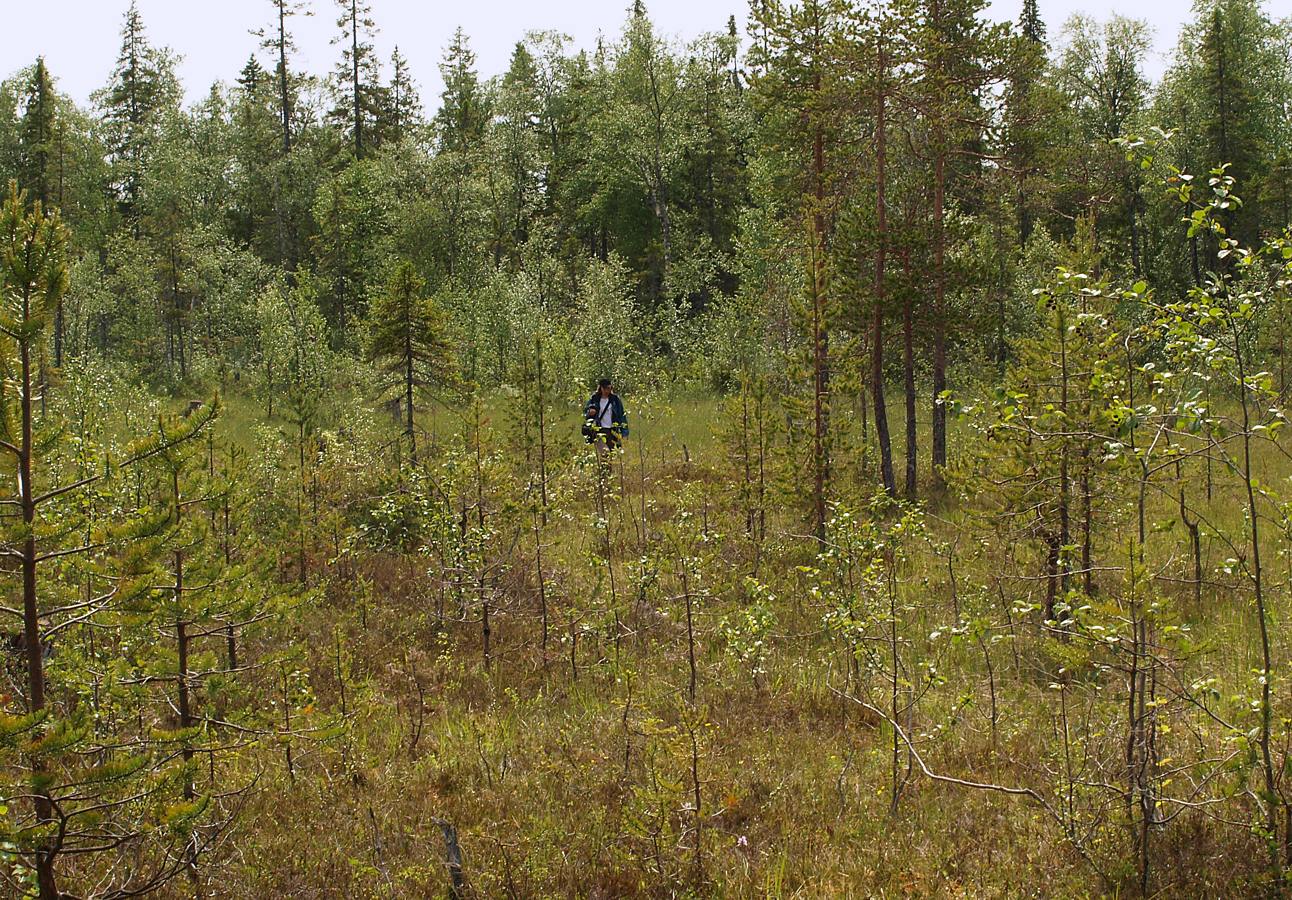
[585,392,628,435]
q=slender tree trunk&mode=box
[689,724,704,883]
[1044,530,1059,622]
[741,378,754,535]
[887,559,903,814]
[223,491,238,669]
[277,0,292,155]
[872,39,895,498]
[351,0,362,159]
[1128,464,1156,895]
[405,322,416,466]
[21,312,59,900]
[1128,174,1142,278]
[756,385,767,554]
[274,2,295,267]
[176,583,199,881]
[536,335,549,523]
[265,360,274,420]
[1178,476,1202,607]
[680,550,698,703]
[902,251,916,500]
[1081,448,1093,597]
[1234,322,1280,881]
[931,135,948,483]
[810,97,830,545]
[1058,305,1071,605]
[533,502,548,668]
[1213,10,1234,254]
[281,665,295,781]
[1125,572,1141,870]
[472,400,491,670]
[53,303,63,369]
[996,253,1007,373]
[171,244,186,381]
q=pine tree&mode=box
[872,23,899,498]
[748,0,844,542]
[146,418,254,883]
[967,237,1123,627]
[0,183,221,900]
[0,182,67,899]
[904,0,1010,483]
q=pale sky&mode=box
[1,0,1213,109]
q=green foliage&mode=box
[355,469,434,552]
[1,1,1292,895]
[721,578,777,686]
[572,254,645,389]
[92,2,181,220]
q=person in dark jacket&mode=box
[584,378,628,451]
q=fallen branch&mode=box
[830,687,1113,888]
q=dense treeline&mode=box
[0,0,1290,896]
[2,0,1289,499]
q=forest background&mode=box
[0,0,1291,896]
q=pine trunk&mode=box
[872,39,895,498]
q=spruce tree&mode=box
[330,0,384,159]
[436,28,489,155]
[17,59,64,368]
[1198,2,1269,247]
[17,58,55,208]
[494,42,542,262]
[1159,0,1285,252]
[1020,0,1046,45]
[367,261,453,465]
[1003,0,1058,245]
[256,0,310,156]
[383,46,422,145]
[93,1,179,226]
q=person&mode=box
[584,378,628,451]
